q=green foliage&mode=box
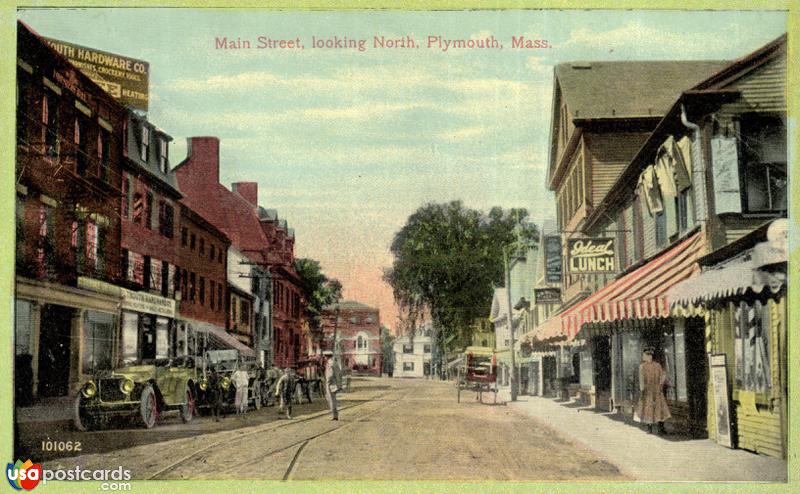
[294,258,342,330]
[380,326,395,374]
[384,200,538,354]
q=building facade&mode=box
[393,325,433,378]
[321,301,382,375]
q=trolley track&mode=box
[147,388,408,480]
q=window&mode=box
[210,244,215,261]
[357,335,365,349]
[740,114,787,212]
[632,196,644,262]
[217,284,223,311]
[161,261,169,297]
[36,204,55,275]
[424,344,431,353]
[231,297,238,326]
[158,137,168,173]
[241,300,250,324]
[16,76,29,145]
[616,210,628,270]
[140,123,149,161]
[158,201,174,238]
[174,264,182,295]
[132,191,143,224]
[350,316,358,324]
[42,92,60,159]
[190,233,196,250]
[122,176,131,219]
[181,269,188,300]
[403,362,414,372]
[181,227,188,246]
[210,280,215,308]
[218,249,223,264]
[199,238,205,255]
[189,272,196,301]
[98,128,110,182]
[145,191,154,230]
[199,277,205,306]
[734,300,771,394]
[655,209,667,247]
[74,117,89,176]
[403,343,413,354]
[677,189,690,233]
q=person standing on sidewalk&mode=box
[634,347,671,434]
[232,365,250,415]
[323,351,339,420]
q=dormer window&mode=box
[158,137,168,173]
[140,123,149,161]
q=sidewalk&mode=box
[501,392,787,482]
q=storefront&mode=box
[15,276,121,401]
[669,220,787,458]
[177,316,256,363]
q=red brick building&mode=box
[321,301,381,375]
[15,21,126,399]
[173,137,304,366]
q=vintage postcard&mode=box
[4,2,796,493]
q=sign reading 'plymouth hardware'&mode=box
[566,238,616,274]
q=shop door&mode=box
[140,315,157,361]
[38,305,74,397]
[593,336,612,410]
[685,317,707,430]
[542,356,557,397]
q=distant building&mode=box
[393,324,433,378]
[321,301,381,375]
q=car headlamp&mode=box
[199,379,208,391]
[221,377,231,390]
[81,380,97,398]
[120,378,134,394]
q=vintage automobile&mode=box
[74,355,200,431]
[455,346,498,404]
[204,349,262,411]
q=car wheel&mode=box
[181,386,195,423]
[139,384,158,429]
[73,395,94,432]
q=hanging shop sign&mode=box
[45,37,150,111]
[710,135,742,215]
[544,235,563,283]
[710,353,733,448]
[566,238,616,274]
[534,288,562,305]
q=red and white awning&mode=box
[534,233,703,343]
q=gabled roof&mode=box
[554,60,729,121]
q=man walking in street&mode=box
[207,366,225,422]
[275,368,297,419]
[323,351,339,421]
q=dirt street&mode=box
[42,377,626,480]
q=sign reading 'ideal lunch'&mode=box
[566,238,616,274]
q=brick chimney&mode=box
[182,136,220,184]
[232,182,258,207]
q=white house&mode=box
[393,325,433,378]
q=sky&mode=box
[18,8,787,331]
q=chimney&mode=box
[184,136,220,184]
[232,182,258,207]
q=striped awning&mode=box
[534,233,703,343]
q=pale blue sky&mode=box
[18,8,787,327]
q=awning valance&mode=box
[534,233,703,343]
[183,318,256,358]
[668,244,786,309]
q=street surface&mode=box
[39,377,625,480]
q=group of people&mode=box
[202,351,341,422]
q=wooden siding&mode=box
[585,131,650,206]
[642,201,657,258]
[719,54,785,117]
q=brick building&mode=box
[321,301,381,375]
[15,21,127,399]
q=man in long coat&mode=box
[323,352,339,421]
[634,347,671,434]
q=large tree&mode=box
[294,258,343,331]
[384,201,538,373]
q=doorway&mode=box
[593,335,612,411]
[38,305,74,397]
[685,317,708,432]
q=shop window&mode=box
[403,343,413,354]
[121,312,139,365]
[740,114,787,213]
[156,317,170,359]
[734,300,771,394]
[82,311,114,374]
[404,362,414,371]
[42,92,60,159]
[14,300,33,356]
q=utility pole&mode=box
[504,245,518,402]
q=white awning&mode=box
[181,318,255,357]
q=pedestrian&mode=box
[323,351,339,421]
[634,347,671,434]
[275,368,297,419]
[207,366,225,421]
[232,364,250,416]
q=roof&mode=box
[554,60,729,120]
[324,300,377,312]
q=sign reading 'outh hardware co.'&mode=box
[566,238,616,274]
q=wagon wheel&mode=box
[180,385,195,423]
[73,395,95,432]
[139,384,158,429]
